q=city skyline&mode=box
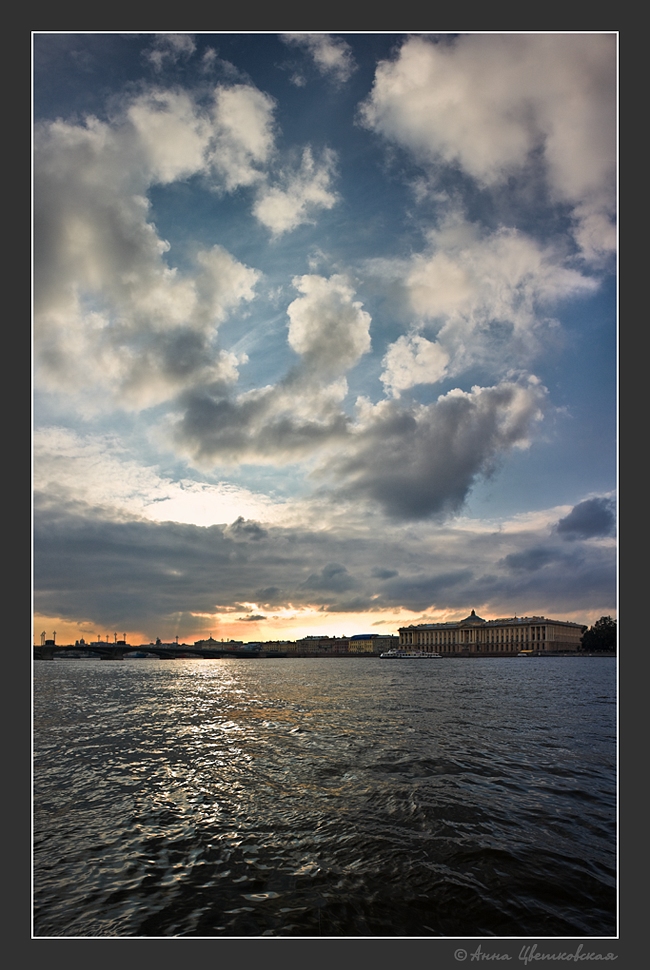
[33,33,617,645]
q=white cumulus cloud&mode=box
[381,334,450,398]
[287,274,372,375]
[373,215,598,394]
[208,84,276,190]
[253,146,338,235]
[127,89,211,184]
[360,34,616,261]
[34,101,260,409]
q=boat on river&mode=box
[380,649,442,659]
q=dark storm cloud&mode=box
[502,546,563,572]
[480,550,615,613]
[224,516,268,541]
[34,487,616,635]
[300,563,356,593]
[33,492,373,632]
[255,587,284,605]
[556,497,616,539]
[377,570,475,613]
[175,378,546,521]
[326,380,546,520]
[371,567,398,580]
[174,383,351,464]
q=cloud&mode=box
[253,146,338,235]
[381,334,450,398]
[376,216,597,395]
[281,34,357,83]
[324,378,547,519]
[34,90,566,541]
[371,568,398,580]
[33,489,615,635]
[208,83,276,190]
[33,427,289,528]
[173,378,352,466]
[201,47,218,72]
[34,78,346,411]
[166,263,551,526]
[287,274,371,375]
[301,563,357,593]
[170,274,375,464]
[144,34,196,72]
[360,34,616,260]
[127,88,211,183]
[555,497,616,539]
[126,83,277,191]
[502,546,566,572]
[34,88,266,408]
[36,226,258,410]
[405,221,595,325]
[225,516,269,541]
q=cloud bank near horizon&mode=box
[34,484,615,637]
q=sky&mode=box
[33,32,617,645]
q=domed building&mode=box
[398,610,585,655]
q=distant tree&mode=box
[581,616,617,653]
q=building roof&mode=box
[459,609,485,625]
[400,612,584,631]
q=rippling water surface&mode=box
[33,657,616,937]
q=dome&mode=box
[460,609,485,625]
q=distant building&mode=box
[193,637,255,653]
[293,636,349,655]
[398,610,585,655]
[194,636,220,649]
[348,634,399,655]
[261,641,294,655]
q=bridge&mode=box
[33,643,261,661]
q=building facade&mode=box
[347,634,399,655]
[291,636,350,656]
[399,610,585,655]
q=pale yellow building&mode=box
[347,634,399,655]
[399,610,585,655]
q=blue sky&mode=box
[33,33,617,644]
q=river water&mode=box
[33,657,616,937]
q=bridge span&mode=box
[33,643,261,661]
